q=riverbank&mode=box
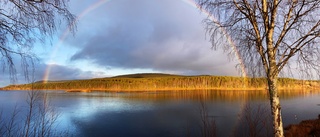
[285,115,320,137]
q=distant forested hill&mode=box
[2,73,320,92]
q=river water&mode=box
[0,90,319,137]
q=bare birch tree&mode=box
[197,0,320,136]
[0,0,75,82]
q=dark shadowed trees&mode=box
[197,0,320,136]
[0,0,75,82]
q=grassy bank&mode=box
[2,73,320,92]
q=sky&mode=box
[1,0,240,87]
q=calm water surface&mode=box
[0,90,319,137]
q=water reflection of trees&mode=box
[0,91,69,137]
[194,100,273,137]
[101,90,320,102]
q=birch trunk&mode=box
[267,76,284,137]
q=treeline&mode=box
[3,74,320,91]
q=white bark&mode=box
[268,77,284,137]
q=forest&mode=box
[2,73,320,92]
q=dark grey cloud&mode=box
[0,57,105,87]
[37,64,106,81]
[67,0,238,75]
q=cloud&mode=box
[1,0,241,87]
[0,57,106,87]
[38,64,107,81]
[67,0,239,76]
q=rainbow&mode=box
[42,0,247,83]
[43,0,111,83]
[181,0,247,78]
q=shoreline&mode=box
[285,115,320,136]
[2,87,320,92]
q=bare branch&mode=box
[0,0,76,82]
[197,0,320,136]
